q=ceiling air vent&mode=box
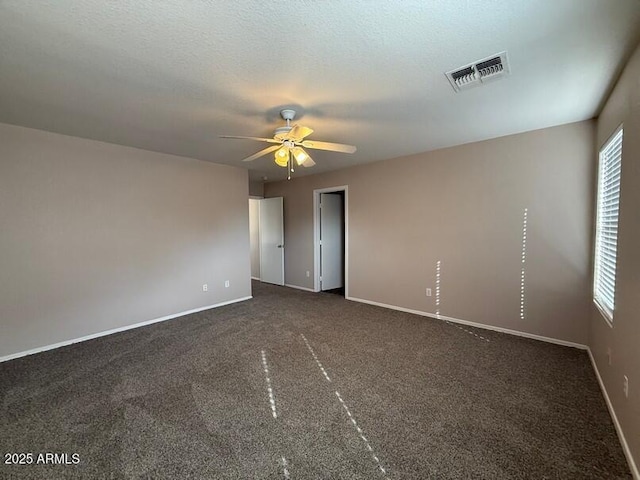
[445,51,510,92]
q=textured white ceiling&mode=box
[1,0,639,182]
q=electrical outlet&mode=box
[224,280,230,288]
[202,284,208,292]
[607,347,612,366]
[426,288,432,297]
[623,375,629,398]
[306,271,310,278]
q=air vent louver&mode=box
[450,66,476,88]
[445,51,510,92]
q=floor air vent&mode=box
[445,51,510,92]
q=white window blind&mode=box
[593,127,623,322]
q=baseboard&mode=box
[588,348,639,479]
[285,283,317,293]
[346,296,587,350]
[0,296,253,364]
[251,276,260,281]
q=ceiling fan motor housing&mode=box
[274,126,292,137]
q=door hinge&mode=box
[319,240,322,246]
[319,276,323,281]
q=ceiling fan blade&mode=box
[220,135,280,144]
[241,145,280,162]
[286,125,314,142]
[302,155,316,168]
[301,140,356,154]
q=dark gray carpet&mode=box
[0,281,631,479]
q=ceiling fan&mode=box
[220,109,356,179]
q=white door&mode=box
[320,193,344,290]
[259,197,284,285]
[248,199,261,279]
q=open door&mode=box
[259,197,284,285]
[320,192,345,291]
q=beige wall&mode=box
[590,42,640,473]
[0,123,251,359]
[249,180,264,197]
[265,121,595,345]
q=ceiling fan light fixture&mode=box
[274,146,289,167]
[292,147,308,165]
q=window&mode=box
[593,126,623,323]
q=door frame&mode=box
[313,186,348,296]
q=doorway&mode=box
[313,186,348,296]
